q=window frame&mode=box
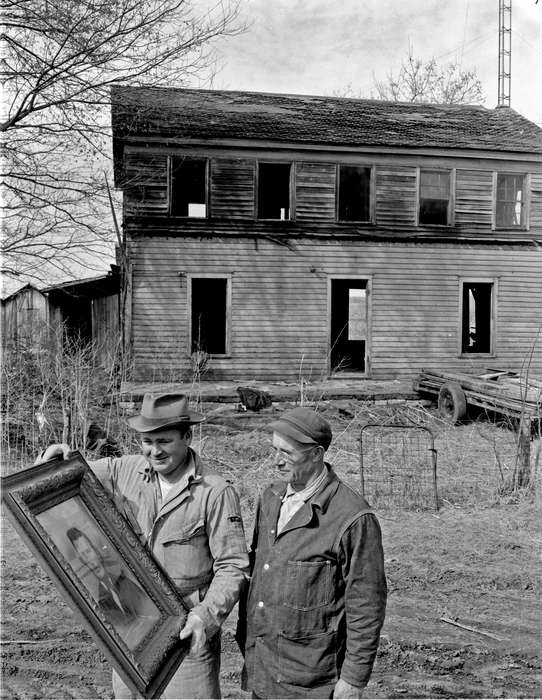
[255,160,294,221]
[492,172,529,230]
[168,156,209,218]
[336,164,375,223]
[458,277,498,357]
[187,273,232,357]
[417,167,455,227]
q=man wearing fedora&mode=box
[37,393,249,699]
[236,407,387,699]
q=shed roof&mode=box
[111,86,542,155]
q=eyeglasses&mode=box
[269,445,316,463]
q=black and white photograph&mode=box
[1,0,541,698]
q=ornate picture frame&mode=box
[1,452,188,699]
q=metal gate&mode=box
[360,424,439,510]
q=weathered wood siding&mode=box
[128,237,542,381]
[375,166,417,226]
[455,170,493,228]
[295,162,336,221]
[124,151,168,216]
[210,158,255,218]
[121,147,542,239]
[92,293,120,368]
[1,287,49,350]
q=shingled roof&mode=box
[111,86,542,155]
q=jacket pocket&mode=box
[277,629,337,688]
[284,560,333,610]
[160,519,211,583]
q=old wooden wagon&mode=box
[414,368,542,425]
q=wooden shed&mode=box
[111,87,542,382]
[2,269,120,368]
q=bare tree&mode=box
[373,46,484,104]
[1,0,243,284]
[336,46,484,106]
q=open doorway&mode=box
[330,279,369,374]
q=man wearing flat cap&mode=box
[236,407,387,699]
[37,393,249,699]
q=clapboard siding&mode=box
[124,152,168,215]
[530,173,542,228]
[455,170,493,225]
[295,162,336,220]
[127,237,542,381]
[375,166,417,225]
[210,158,255,218]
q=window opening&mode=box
[419,169,450,225]
[496,173,525,227]
[191,278,227,354]
[171,157,207,217]
[257,163,291,219]
[330,280,367,372]
[338,165,371,221]
[461,282,493,354]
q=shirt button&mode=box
[270,529,275,534]
[263,563,270,571]
[258,601,264,608]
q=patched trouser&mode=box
[112,631,221,699]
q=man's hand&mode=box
[34,444,72,465]
[179,612,206,654]
[333,678,363,699]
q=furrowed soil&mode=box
[2,400,541,699]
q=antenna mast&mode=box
[498,0,512,107]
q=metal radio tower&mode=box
[498,0,512,107]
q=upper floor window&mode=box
[257,162,291,220]
[337,165,372,222]
[419,169,452,226]
[170,157,207,217]
[495,173,526,228]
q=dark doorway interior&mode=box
[330,279,367,372]
[191,278,227,354]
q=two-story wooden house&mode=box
[111,86,542,382]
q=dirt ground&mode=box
[2,399,541,699]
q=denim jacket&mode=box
[237,466,387,699]
[91,449,249,636]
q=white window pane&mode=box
[348,289,366,341]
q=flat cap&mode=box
[269,407,332,451]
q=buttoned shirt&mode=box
[276,464,328,534]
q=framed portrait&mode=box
[1,452,188,699]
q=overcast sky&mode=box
[210,0,542,125]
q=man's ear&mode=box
[184,428,193,444]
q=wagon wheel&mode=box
[438,382,467,424]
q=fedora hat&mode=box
[127,393,205,432]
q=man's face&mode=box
[75,537,105,580]
[272,432,321,490]
[140,427,191,476]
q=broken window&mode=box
[419,169,451,225]
[190,277,228,355]
[461,282,493,354]
[338,165,371,221]
[257,162,291,219]
[495,173,526,227]
[170,157,207,217]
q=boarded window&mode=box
[171,157,207,217]
[257,163,291,219]
[461,282,493,354]
[191,278,227,354]
[419,169,451,225]
[496,173,525,227]
[338,165,371,221]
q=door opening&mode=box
[330,279,368,373]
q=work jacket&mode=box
[90,449,249,636]
[237,466,387,699]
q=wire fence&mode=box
[360,423,439,510]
